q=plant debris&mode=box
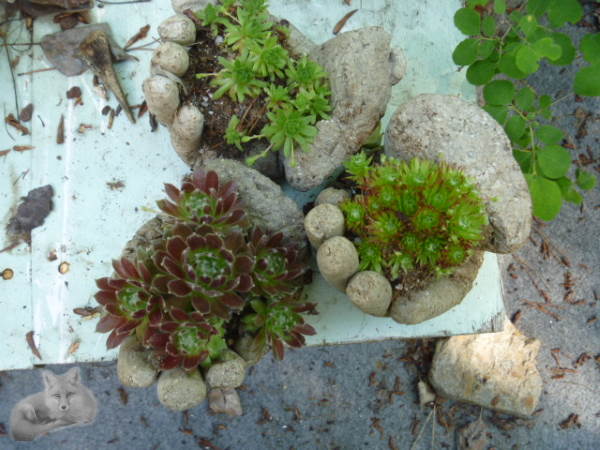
[73,306,101,317]
[106,180,125,190]
[559,413,581,429]
[67,339,80,355]
[57,114,65,144]
[124,24,150,49]
[58,261,70,274]
[6,185,54,244]
[13,145,35,152]
[333,9,358,34]
[26,331,42,360]
[457,417,488,450]
[257,407,273,425]
[2,268,14,280]
[5,113,30,135]
[19,104,34,122]
[118,386,128,405]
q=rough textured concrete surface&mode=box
[429,321,543,418]
[316,236,359,292]
[116,336,159,388]
[198,158,306,250]
[304,203,345,249]
[284,27,398,191]
[384,94,531,253]
[345,270,392,317]
[156,368,207,411]
[389,251,484,324]
[158,14,196,46]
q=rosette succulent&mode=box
[94,169,315,371]
[340,152,489,282]
[242,297,316,360]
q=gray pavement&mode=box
[1,8,599,450]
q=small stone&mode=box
[304,203,345,248]
[208,388,242,417]
[158,14,196,46]
[151,41,189,77]
[205,350,246,389]
[314,187,350,207]
[157,368,207,411]
[384,94,531,253]
[142,75,180,126]
[389,47,407,85]
[316,236,359,292]
[171,0,215,14]
[117,336,159,388]
[389,251,484,324]
[417,380,436,407]
[169,103,205,165]
[234,335,269,367]
[429,321,542,418]
[345,270,392,317]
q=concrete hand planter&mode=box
[93,165,315,412]
[307,94,532,325]
[143,0,406,188]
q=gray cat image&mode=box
[9,367,97,441]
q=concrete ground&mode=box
[1,7,599,450]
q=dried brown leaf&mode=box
[57,114,65,144]
[559,413,581,429]
[13,145,35,152]
[5,114,30,135]
[124,24,150,49]
[19,104,34,122]
[26,331,42,360]
[333,9,358,34]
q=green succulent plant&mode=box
[95,169,315,371]
[195,0,332,166]
[242,297,316,360]
[340,153,489,281]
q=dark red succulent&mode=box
[248,227,307,298]
[156,169,247,230]
[94,257,161,349]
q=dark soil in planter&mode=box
[181,26,271,160]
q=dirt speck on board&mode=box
[106,180,125,190]
[6,185,54,245]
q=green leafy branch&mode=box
[453,0,598,220]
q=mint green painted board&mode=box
[0,0,504,370]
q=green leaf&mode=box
[494,0,506,14]
[504,114,526,141]
[466,60,496,85]
[454,8,481,36]
[517,15,538,37]
[537,145,571,179]
[453,38,479,66]
[527,0,549,17]
[575,168,597,190]
[483,79,515,105]
[574,64,600,96]
[556,177,583,205]
[547,0,583,27]
[524,174,563,221]
[515,45,540,74]
[499,50,528,79]
[513,149,533,173]
[482,16,496,37]
[533,37,562,61]
[549,32,576,66]
[483,104,509,124]
[515,87,536,111]
[467,0,489,6]
[537,125,564,145]
[580,34,600,65]
[477,39,497,59]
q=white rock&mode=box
[234,335,269,367]
[418,380,436,407]
[117,336,159,388]
[346,270,392,317]
[205,351,246,389]
[429,321,542,418]
[314,187,350,207]
[156,368,207,411]
[384,94,531,253]
[151,41,189,77]
[169,104,204,165]
[142,75,180,126]
[208,388,243,416]
[158,14,197,46]
[304,203,345,248]
[316,236,359,292]
[389,47,407,85]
